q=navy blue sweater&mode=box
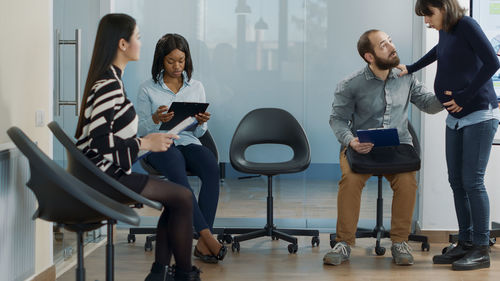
[407,16,500,118]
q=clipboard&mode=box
[356,128,400,147]
[159,102,209,130]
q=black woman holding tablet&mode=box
[136,33,226,264]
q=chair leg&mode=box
[232,229,267,243]
[106,220,116,281]
[272,229,297,245]
[76,230,85,281]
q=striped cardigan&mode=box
[76,65,141,177]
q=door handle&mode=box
[55,29,81,116]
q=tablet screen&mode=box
[159,102,209,130]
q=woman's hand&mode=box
[396,64,408,77]
[140,133,179,152]
[442,90,463,113]
[195,111,211,125]
[152,105,174,124]
[349,137,374,154]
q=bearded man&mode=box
[324,29,443,266]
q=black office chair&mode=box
[48,121,162,280]
[7,127,139,281]
[224,108,320,254]
[130,129,230,251]
[329,122,430,255]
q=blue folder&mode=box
[356,128,400,147]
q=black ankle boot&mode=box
[145,262,174,281]
[433,241,472,264]
[452,245,490,271]
[173,265,201,281]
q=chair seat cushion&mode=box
[345,144,420,174]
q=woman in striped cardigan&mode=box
[75,14,201,281]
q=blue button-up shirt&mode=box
[330,65,443,147]
[136,71,208,146]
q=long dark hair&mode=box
[75,13,136,138]
[151,33,193,84]
[415,0,466,32]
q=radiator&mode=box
[0,146,36,281]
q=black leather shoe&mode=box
[216,245,227,261]
[433,241,472,264]
[452,245,490,271]
[194,246,218,264]
[145,262,173,281]
[173,265,202,281]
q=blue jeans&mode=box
[445,119,498,245]
[146,143,220,233]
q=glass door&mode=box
[52,0,106,265]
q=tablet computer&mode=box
[356,128,400,147]
[159,102,209,130]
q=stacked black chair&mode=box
[329,122,430,255]
[48,121,162,281]
[130,130,230,251]
[7,127,139,281]
[224,108,320,254]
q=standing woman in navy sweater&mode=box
[75,14,201,281]
[398,0,500,271]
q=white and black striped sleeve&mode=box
[87,79,140,173]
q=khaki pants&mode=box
[335,148,417,245]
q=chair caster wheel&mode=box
[421,242,430,251]
[311,236,320,247]
[272,235,279,241]
[217,234,224,244]
[127,234,136,243]
[218,234,233,244]
[375,246,386,256]
[232,241,240,252]
[489,237,496,246]
[224,234,233,244]
[330,240,337,248]
[288,243,298,254]
[145,240,153,252]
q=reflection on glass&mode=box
[115,0,417,225]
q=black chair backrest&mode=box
[47,121,162,210]
[408,121,420,156]
[230,108,311,175]
[6,127,139,226]
[198,130,219,163]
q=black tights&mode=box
[140,177,193,271]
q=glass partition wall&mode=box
[50,0,421,249]
[114,0,420,231]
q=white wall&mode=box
[0,0,54,276]
[418,0,500,230]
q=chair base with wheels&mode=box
[225,175,319,254]
[329,175,430,255]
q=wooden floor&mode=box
[57,230,499,281]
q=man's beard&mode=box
[373,51,400,70]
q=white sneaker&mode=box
[391,241,414,265]
[323,241,351,265]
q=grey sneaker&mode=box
[391,241,414,265]
[323,241,351,265]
